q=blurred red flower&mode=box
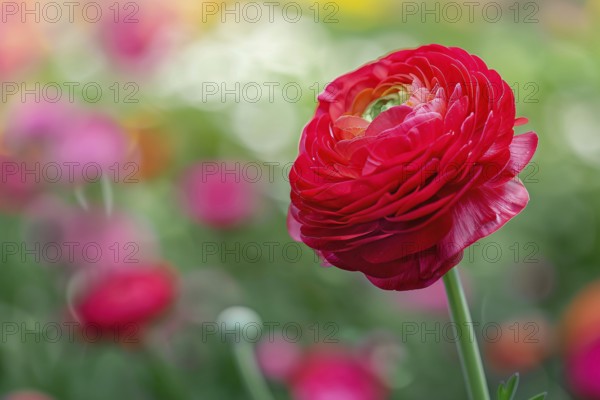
[290,348,387,400]
[72,264,177,342]
[288,44,537,290]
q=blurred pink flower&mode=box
[566,337,600,399]
[52,113,129,181]
[72,264,177,342]
[256,335,302,382]
[2,390,54,400]
[4,101,73,153]
[23,199,159,269]
[290,348,387,400]
[4,100,129,186]
[180,161,260,229]
[61,209,160,269]
[98,0,177,70]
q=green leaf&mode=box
[497,373,520,400]
[527,393,547,400]
[497,374,548,400]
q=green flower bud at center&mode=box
[362,87,410,122]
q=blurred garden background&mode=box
[0,0,599,398]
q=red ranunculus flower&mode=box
[73,264,177,342]
[288,44,538,290]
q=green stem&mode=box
[142,350,188,400]
[233,341,275,400]
[443,267,490,400]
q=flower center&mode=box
[362,87,410,122]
